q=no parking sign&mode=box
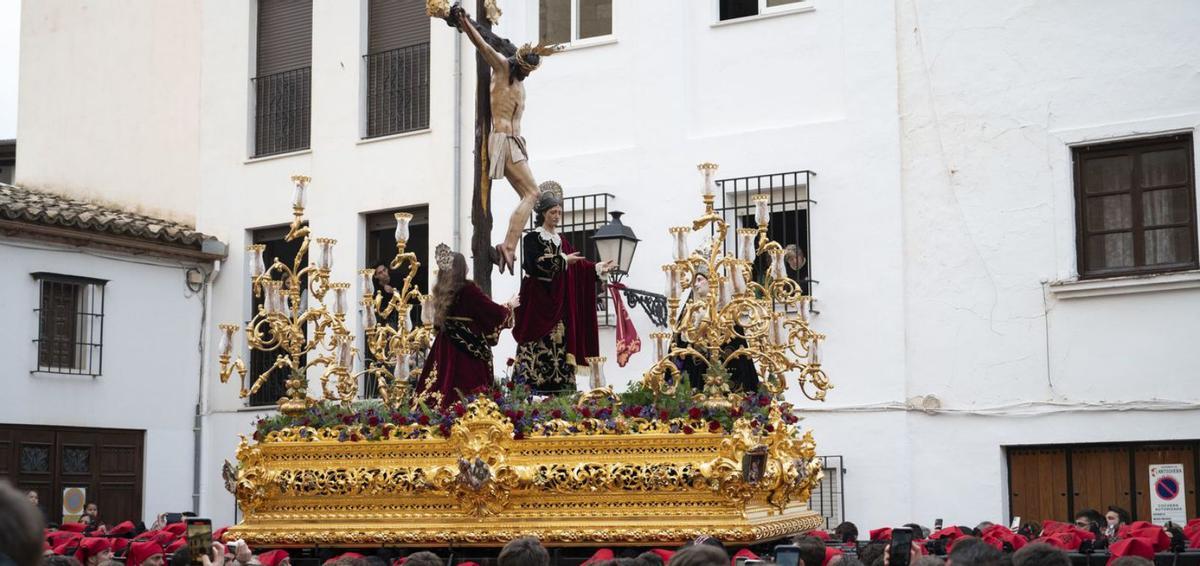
[1149,463,1187,525]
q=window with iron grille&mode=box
[527,192,615,326]
[808,455,846,530]
[364,0,430,138]
[1073,133,1197,279]
[718,0,809,21]
[253,0,312,157]
[31,273,106,376]
[716,170,816,297]
[248,226,308,406]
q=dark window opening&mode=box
[365,0,430,138]
[716,170,815,298]
[362,207,430,399]
[32,273,105,376]
[253,0,312,157]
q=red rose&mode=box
[551,409,563,419]
[341,415,354,425]
[708,420,721,433]
[452,403,466,417]
[438,423,451,436]
[514,430,525,440]
[682,425,694,435]
[349,434,360,441]
[417,414,430,425]
[515,410,525,420]
[658,409,670,421]
[757,395,771,407]
[731,407,743,418]
[581,408,592,418]
[688,407,703,420]
[765,424,775,432]
[368,416,380,427]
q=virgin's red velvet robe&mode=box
[419,282,511,404]
[512,230,600,385]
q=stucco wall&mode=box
[0,236,207,523]
[15,0,202,224]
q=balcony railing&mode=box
[365,43,431,138]
[253,66,312,157]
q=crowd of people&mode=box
[5,481,1200,566]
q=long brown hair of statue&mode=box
[431,251,469,329]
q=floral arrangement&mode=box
[250,376,801,443]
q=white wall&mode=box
[15,0,202,224]
[0,236,208,524]
[889,0,1200,527]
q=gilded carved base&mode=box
[228,399,823,547]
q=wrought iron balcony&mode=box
[253,66,312,157]
[365,43,431,138]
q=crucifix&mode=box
[429,0,557,294]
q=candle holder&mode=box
[640,163,831,404]
[585,356,607,390]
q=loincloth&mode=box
[487,132,528,179]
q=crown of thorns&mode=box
[515,42,561,72]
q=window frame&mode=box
[245,225,309,408]
[714,0,813,23]
[538,0,615,47]
[30,273,107,377]
[1072,133,1198,280]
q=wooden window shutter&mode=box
[369,0,429,53]
[257,0,313,77]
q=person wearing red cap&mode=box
[1107,537,1154,566]
[127,541,166,566]
[74,538,113,566]
[257,550,290,566]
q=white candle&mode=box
[752,194,770,228]
[291,177,308,208]
[670,227,690,262]
[698,162,719,197]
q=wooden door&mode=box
[1072,446,1132,517]
[1009,447,1069,523]
[0,424,143,524]
[1133,443,1197,521]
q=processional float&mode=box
[212,1,832,548]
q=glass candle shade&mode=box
[247,245,267,279]
[669,227,690,262]
[420,295,434,326]
[586,356,607,390]
[698,162,719,197]
[768,248,787,280]
[394,212,413,243]
[737,229,757,261]
[358,269,376,299]
[651,331,672,360]
[218,324,238,357]
[315,238,336,271]
[752,194,770,228]
[393,354,410,381]
[731,262,748,294]
[336,338,354,369]
[663,265,680,300]
[290,176,308,208]
[716,275,732,309]
[808,339,821,365]
[361,305,376,330]
[331,284,349,315]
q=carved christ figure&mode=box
[451,6,557,274]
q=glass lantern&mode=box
[394,212,413,243]
[751,194,770,228]
[669,227,690,262]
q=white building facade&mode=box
[13,0,1200,533]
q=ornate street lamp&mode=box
[592,211,639,282]
[593,211,668,328]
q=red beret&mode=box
[48,531,84,547]
[128,541,165,566]
[163,523,187,537]
[110,538,131,556]
[732,549,759,566]
[808,530,832,541]
[1033,532,1081,551]
[75,537,113,563]
[931,527,968,542]
[258,550,290,566]
[1041,521,1071,536]
[323,552,365,565]
[108,521,137,537]
[1126,525,1170,552]
[1108,537,1155,566]
[59,523,88,533]
[870,528,893,541]
[824,547,844,566]
[582,549,613,565]
[166,539,187,553]
[213,527,229,543]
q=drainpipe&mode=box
[193,259,222,514]
[452,25,463,248]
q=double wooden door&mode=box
[0,424,144,525]
[1008,441,1198,523]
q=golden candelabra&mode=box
[642,163,831,408]
[216,176,433,416]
